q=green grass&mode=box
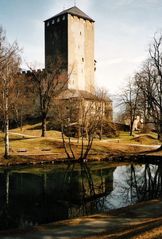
[0,124,161,163]
[118,131,134,141]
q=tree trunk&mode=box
[100,104,104,140]
[130,122,133,136]
[5,170,10,206]
[159,111,162,141]
[100,122,103,140]
[4,75,9,159]
[41,113,47,137]
[4,119,9,159]
[20,105,23,131]
[158,132,162,142]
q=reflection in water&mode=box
[0,162,114,230]
[62,162,114,218]
[0,162,161,230]
[106,164,162,209]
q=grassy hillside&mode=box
[0,124,161,164]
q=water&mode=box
[0,161,161,230]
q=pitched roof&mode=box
[55,89,112,102]
[55,89,95,100]
[44,6,94,22]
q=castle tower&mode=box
[44,6,95,93]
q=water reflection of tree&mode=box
[63,162,113,218]
[132,164,162,201]
[0,163,115,230]
[118,164,162,204]
[0,170,17,230]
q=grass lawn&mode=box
[0,124,161,165]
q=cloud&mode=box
[22,43,44,67]
[47,0,91,18]
[118,22,144,36]
[99,55,145,66]
[114,0,134,7]
[114,0,161,8]
[95,55,146,94]
[100,58,124,65]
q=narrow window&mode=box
[57,17,60,23]
[52,19,55,24]
[82,57,84,62]
[47,21,50,27]
[62,15,65,20]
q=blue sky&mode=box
[0,0,162,94]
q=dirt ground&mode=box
[81,201,162,239]
[0,200,162,239]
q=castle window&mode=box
[47,21,50,27]
[52,19,55,24]
[82,57,84,62]
[57,17,60,23]
[80,31,82,35]
[62,15,65,20]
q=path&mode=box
[9,132,38,138]
[0,200,162,239]
[128,143,160,149]
[9,132,161,149]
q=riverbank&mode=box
[0,129,161,166]
[0,139,162,166]
[0,129,162,238]
[0,199,162,239]
[0,143,161,167]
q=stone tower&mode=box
[44,6,95,93]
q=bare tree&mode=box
[59,93,108,161]
[95,88,112,139]
[27,59,71,137]
[0,26,21,158]
[9,73,30,130]
[120,79,140,136]
[135,33,162,140]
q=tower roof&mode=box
[44,6,94,22]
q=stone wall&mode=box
[45,14,68,69]
[68,15,94,93]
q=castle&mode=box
[21,6,112,135]
[44,6,112,124]
[44,6,95,93]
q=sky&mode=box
[0,0,162,95]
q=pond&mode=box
[0,161,162,230]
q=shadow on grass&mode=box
[10,137,35,142]
[138,145,162,155]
